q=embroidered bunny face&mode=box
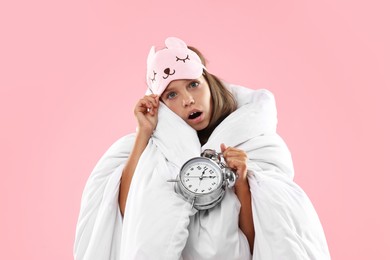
[146,37,206,95]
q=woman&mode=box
[74,37,330,259]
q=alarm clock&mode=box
[170,149,237,210]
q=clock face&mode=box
[180,157,222,194]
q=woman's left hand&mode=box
[221,144,254,253]
[220,143,249,189]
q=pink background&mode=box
[1,0,389,259]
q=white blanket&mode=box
[74,85,330,260]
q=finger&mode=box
[135,103,156,119]
[153,96,160,111]
[224,156,246,167]
[148,106,158,116]
[220,143,227,153]
[226,159,245,174]
[144,95,159,107]
[136,100,152,113]
[144,97,158,109]
[223,149,247,162]
[145,101,159,116]
[221,144,240,157]
[146,104,160,117]
[221,145,232,161]
[227,159,247,177]
[150,97,160,115]
[223,149,244,157]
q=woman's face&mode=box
[160,76,213,131]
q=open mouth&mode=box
[188,111,202,120]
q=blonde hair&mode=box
[188,46,237,145]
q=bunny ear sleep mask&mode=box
[146,37,206,95]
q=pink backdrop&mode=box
[1,0,389,259]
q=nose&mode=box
[182,93,195,107]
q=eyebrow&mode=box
[165,81,184,92]
[163,79,197,94]
[164,85,175,93]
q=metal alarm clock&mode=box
[170,149,237,210]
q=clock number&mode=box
[209,170,214,174]
[212,182,216,185]
[190,167,194,171]
[197,166,202,170]
[185,179,189,182]
[208,187,212,191]
[189,184,192,188]
[201,189,205,193]
[194,188,198,192]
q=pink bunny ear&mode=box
[165,37,187,49]
[147,46,156,68]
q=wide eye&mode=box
[189,81,199,88]
[166,91,177,100]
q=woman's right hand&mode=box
[120,94,159,216]
[134,94,160,137]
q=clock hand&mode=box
[198,168,206,186]
[185,175,216,178]
[200,167,208,180]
